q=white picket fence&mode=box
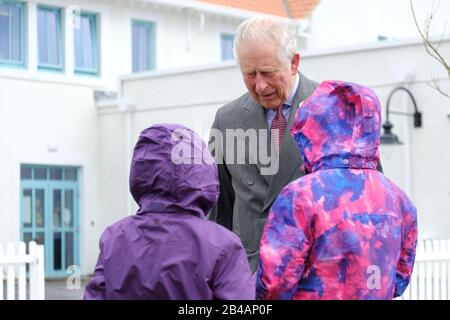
[0,241,45,300]
[0,239,449,300]
[399,239,450,300]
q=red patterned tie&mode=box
[271,104,287,153]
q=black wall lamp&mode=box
[381,87,422,145]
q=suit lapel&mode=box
[261,74,307,213]
[236,73,314,213]
[239,98,272,184]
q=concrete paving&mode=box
[45,278,88,300]
[2,278,88,300]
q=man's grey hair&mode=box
[233,16,298,66]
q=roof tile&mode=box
[198,0,319,19]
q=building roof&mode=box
[197,0,320,19]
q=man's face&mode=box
[238,42,300,109]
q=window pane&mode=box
[132,21,154,72]
[139,26,149,70]
[35,189,45,227]
[82,17,93,69]
[74,14,97,72]
[38,8,62,67]
[23,232,32,244]
[34,167,47,180]
[50,168,62,180]
[53,232,62,270]
[132,24,140,72]
[38,9,48,63]
[53,189,61,227]
[74,21,83,66]
[0,4,10,60]
[64,168,77,181]
[0,3,23,63]
[10,4,21,60]
[46,11,58,64]
[65,233,74,268]
[23,189,32,227]
[221,34,234,61]
[64,190,73,227]
[21,167,32,179]
[35,232,45,245]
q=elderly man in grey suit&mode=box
[208,16,318,272]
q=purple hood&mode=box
[130,124,219,218]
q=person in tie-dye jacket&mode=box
[256,80,418,300]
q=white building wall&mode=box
[309,0,450,50]
[0,77,101,274]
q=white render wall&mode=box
[309,0,450,50]
[98,39,450,252]
[0,77,102,275]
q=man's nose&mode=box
[255,74,268,93]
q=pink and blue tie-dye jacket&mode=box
[256,80,418,300]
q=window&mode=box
[74,12,99,75]
[221,33,234,61]
[0,0,25,67]
[132,20,155,72]
[37,6,63,71]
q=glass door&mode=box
[20,165,79,277]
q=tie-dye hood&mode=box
[291,80,381,173]
[129,124,219,218]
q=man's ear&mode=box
[291,53,301,74]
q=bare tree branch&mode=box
[428,77,450,98]
[410,0,450,98]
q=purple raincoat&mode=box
[84,124,254,300]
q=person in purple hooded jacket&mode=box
[256,81,418,300]
[84,124,255,300]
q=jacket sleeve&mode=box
[256,188,311,300]
[207,113,235,231]
[84,240,106,300]
[211,237,255,300]
[394,201,418,298]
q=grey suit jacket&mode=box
[208,72,319,272]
